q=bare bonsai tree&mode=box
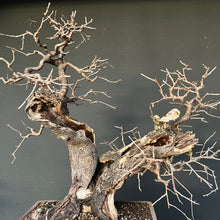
[1,3,220,220]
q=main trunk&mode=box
[25,88,97,196]
[25,88,198,220]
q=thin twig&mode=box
[8,124,44,164]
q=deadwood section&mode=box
[24,87,199,219]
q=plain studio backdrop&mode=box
[0,1,220,219]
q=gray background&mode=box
[0,1,220,219]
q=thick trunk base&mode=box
[20,200,157,220]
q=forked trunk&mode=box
[25,88,198,219]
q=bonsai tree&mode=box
[1,3,220,220]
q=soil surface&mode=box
[115,201,155,220]
[20,200,156,220]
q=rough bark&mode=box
[25,87,198,220]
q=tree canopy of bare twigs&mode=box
[0,2,119,109]
[1,3,220,220]
[141,61,220,133]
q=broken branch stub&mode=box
[142,62,220,134]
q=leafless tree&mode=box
[1,3,220,220]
